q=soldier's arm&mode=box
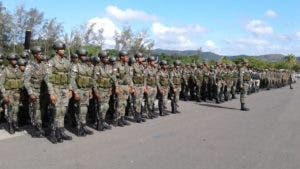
[169,72,175,89]
[44,61,55,96]
[70,63,79,94]
[0,69,6,96]
[23,64,34,96]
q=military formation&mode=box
[0,41,295,144]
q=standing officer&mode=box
[23,46,47,137]
[169,60,182,113]
[157,60,170,116]
[45,41,73,143]
[239,59,251,111]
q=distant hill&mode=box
[152,49,297,62]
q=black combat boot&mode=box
[103,121,112,130]
[96,120,104,131]
[121,117,130,126]
[55,128,63,143]
[60,128,72,140]
[241,103,250,111]
[139,113,146,122]
[12,121,21,131]
[8,122,15,134]
[82,124,93,135]
[34,123,45,137]
[118,119,124,127]
[76,124,86,137]
[48,128,57,144]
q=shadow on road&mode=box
[195,103,240,111]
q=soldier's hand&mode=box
[129,86,135,94]
[74,93,80,101]
[94,92,101,100]
[144,87,148,94]
[115,87,120,96]
[68,90,73,98]
[30,94,37,102]
[3,96,9,103]
[50,95,57,104]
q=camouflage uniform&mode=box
[23,52,48,137]
[0,54,23,134]
[157,61,170,116]
[93,59,114,130]
[70,52,94,136]
[169,61,182,113]
[45,42,73,143]
[239,60,251,111]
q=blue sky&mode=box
[2,0,300,55]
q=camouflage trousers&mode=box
[52,87,70,128]
[133,85,144,114]
[29,89,43,125]
[98,89,111,120]
[4,90,20,123]
[240,83,249,104]
[146,86,157,114]
[78,89,92,124]
[158,87,168,111]
[117,85,130,120]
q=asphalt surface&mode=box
[0,82,299,169]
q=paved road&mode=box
[0,82,299,169]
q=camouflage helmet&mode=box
[174,60,181,66]
[119,50,128,57]
[210,65,215,70]
[134,52,143,58]
[53,41,66,50]
[128,57,136,65]
[147,56,156,62]
[109,56,117,64]
[98,50,108,58]
[7,53,19,60]
[160,60,167,66]
[185,63,190,67]
[76,48,88,56]
[71,53,78,58]
[21,51,30,59]
[41,55,49,61]
[31,46,42,55]
[191,63,196,67]
[17,58,27,66]
[0,53,4,64]
[92,56,100,63]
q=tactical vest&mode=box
[76,75,93,89]
[49,67,69,86]
[146,75,156,87]
[4,67,23,90]
[96,77,111,89]
[159,75,169,87]
[132,67,144,85]
[243,72,251,82]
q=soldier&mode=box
[181,64,191,101]
[169,60,182,113]
[114,51,132,126]
[131,52,147,123]
[194,63,204,102]
[70,48,94,136]
[0,53,23,134]
[144,56,159,119]
[239,59,251,111]
[23,46,48,137]
[45,41,73,143]
[157,60,170,116]
[93,51,113,131]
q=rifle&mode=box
[48,102,56,127]
[111,83,119,124]
[4,103,12,124]
[29,102,37,126]
[92,90,101,129]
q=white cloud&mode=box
[87,17,120,47]
[296,31,300,39]
[265,10,277,18]
[246,20,273,35]
[106,5,157,22]
[203,40,218,52]
[152,22,205,50]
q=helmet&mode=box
[128,57,136,65]
[109,57,116,64]
[160,60,167,66]
[76,48,88,56]
[174,60,181,66]
[41,55,49,61]
[31,46,42,54]
[98,50,108,58]
[197,63,203,67]
[119,50,128,57]
[147,56,156,62]
[134,52,143,58]
[7,53,19,60]
[92,56,100,63]
[191,63,196,67]
[21,51,30,59]
[53,41,66,50]
[0,53,4,60]
[18,58,27,66]
[71,53,78,58]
